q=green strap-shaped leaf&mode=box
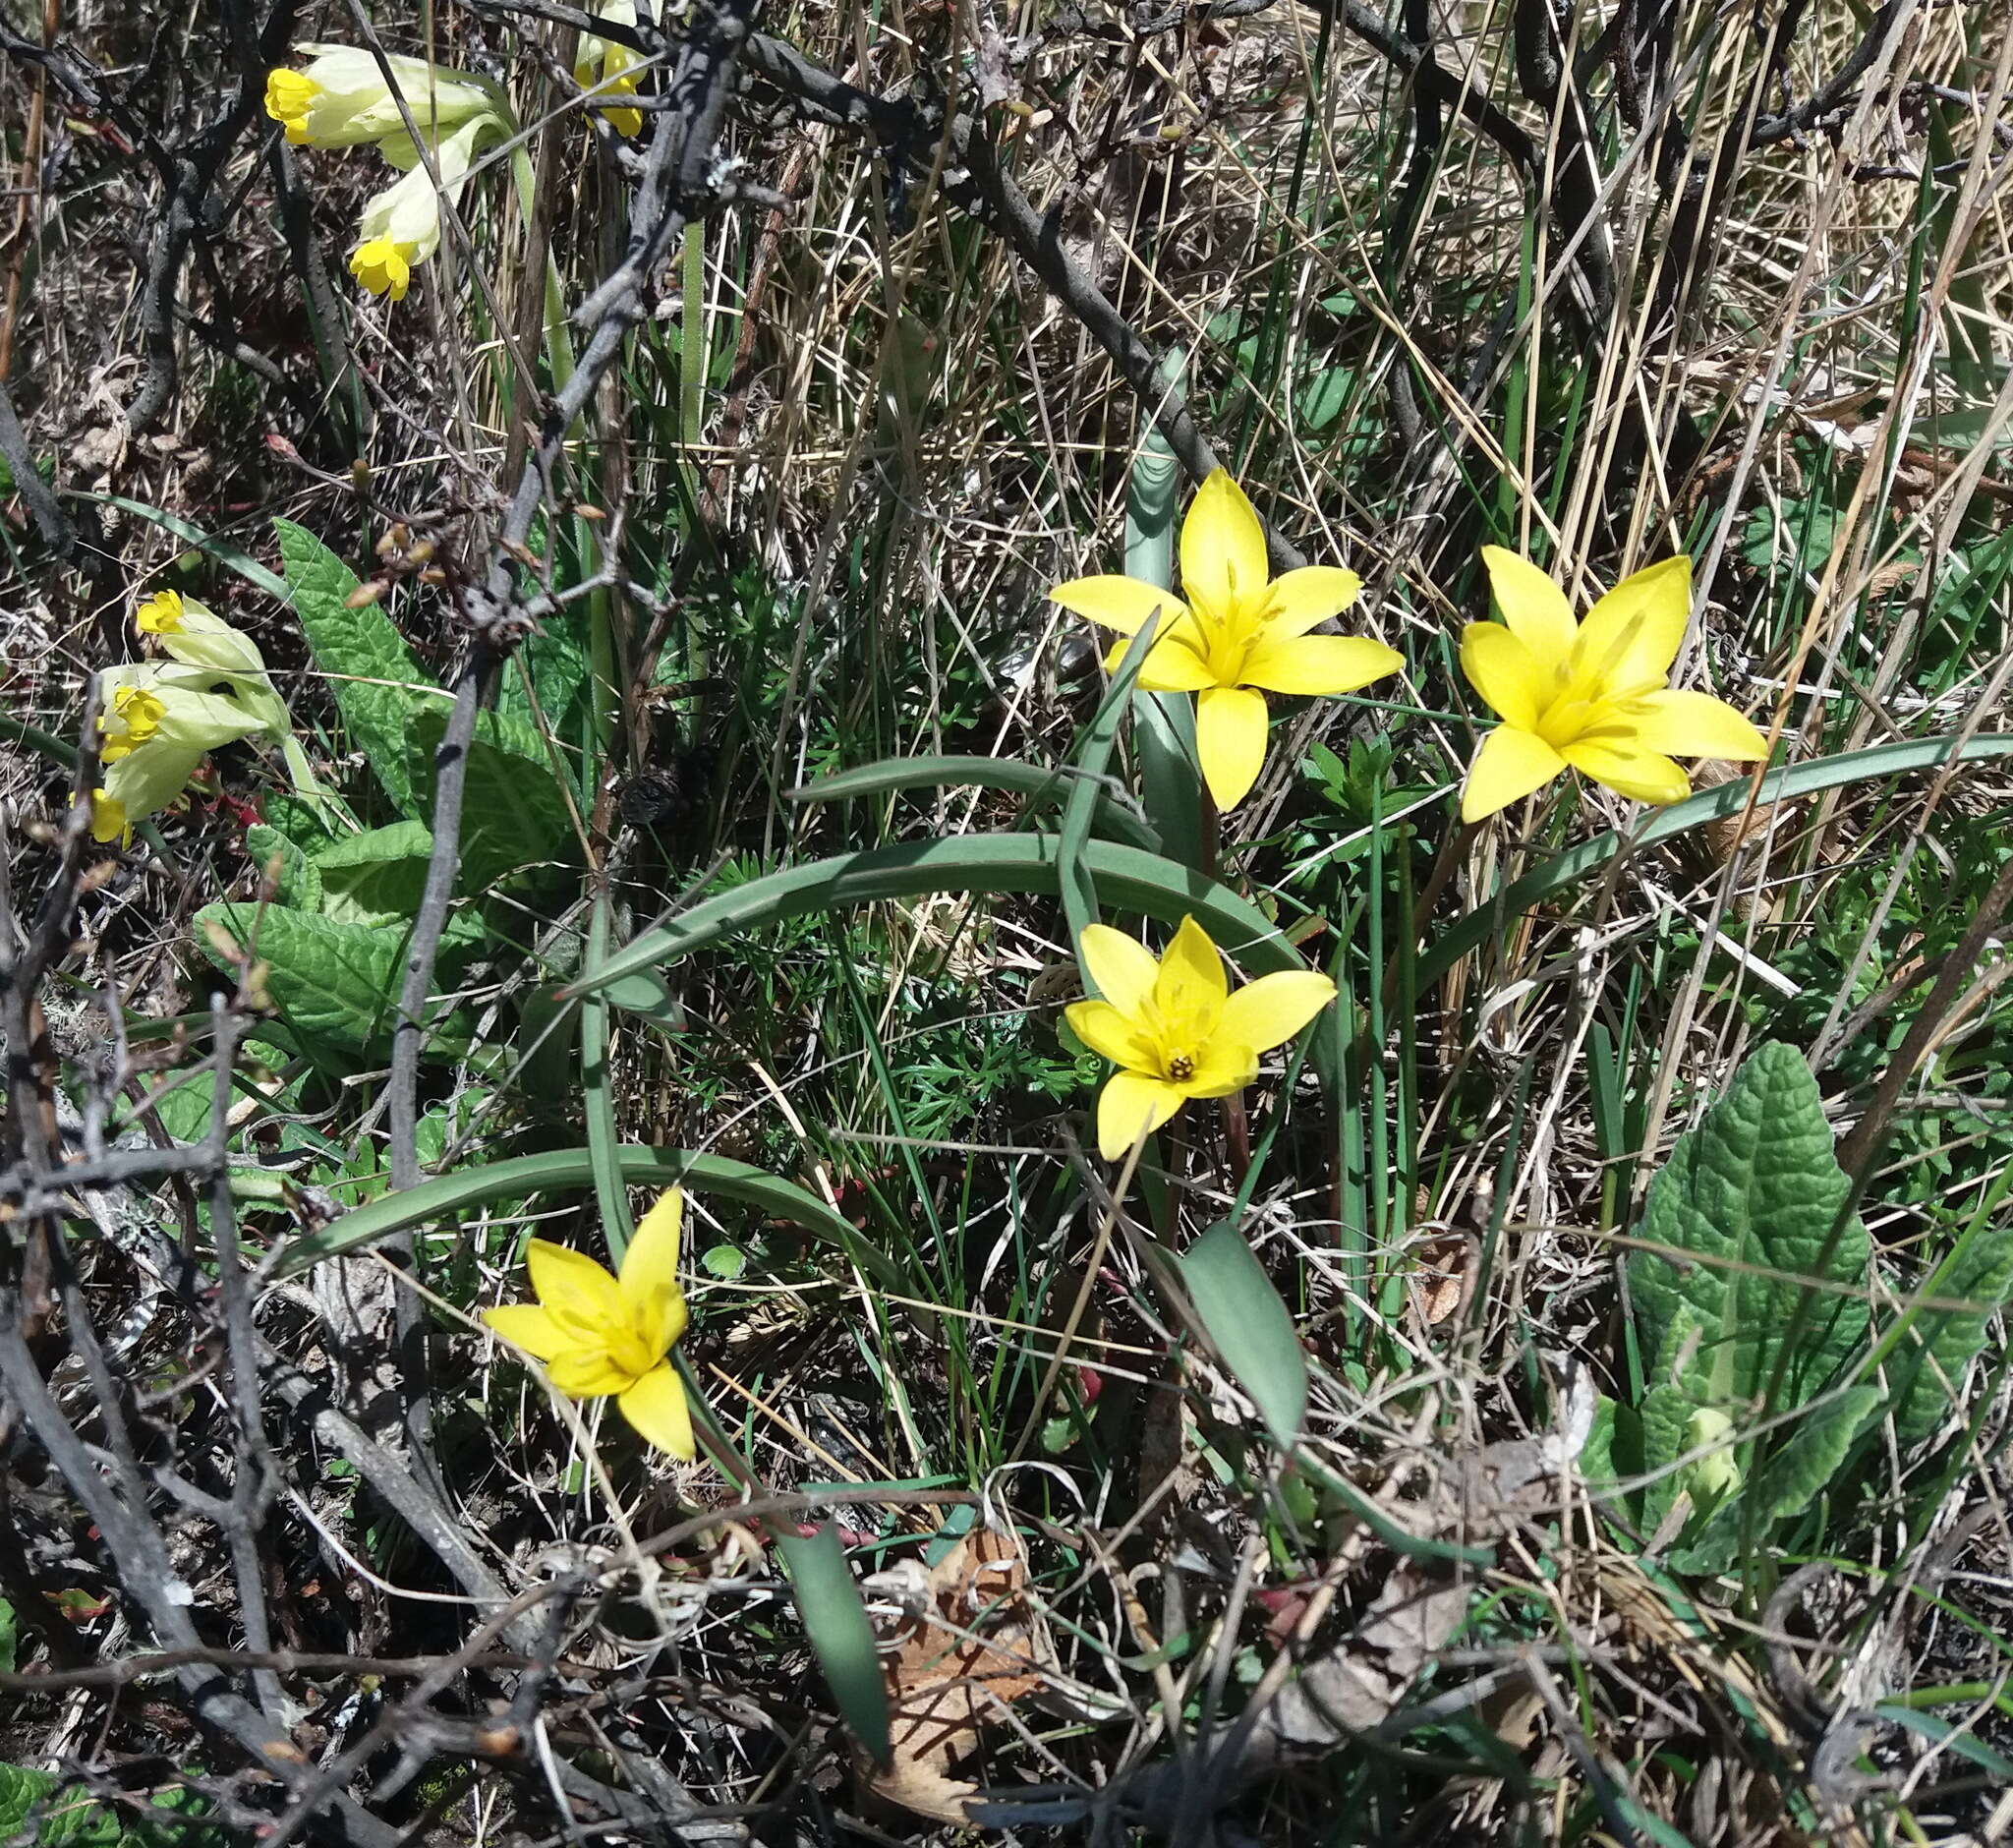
[1422,733,2013,983]
[776,1524,891,1766]
[1179,1219,1308,1449]
[275,1145,906,1292]
[566,835,1305,1000]
[791,755,1160,851]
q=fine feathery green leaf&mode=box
[775,1524,891,1766]
[273,1144,909,1294]
[1179,1220,1309,1449]
[274,517,437,817]
[567,835,1306,1001]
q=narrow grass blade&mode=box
[791,755,1160,850]
[1124,415,1203,868]
[276,1146,906,1292]
[583,895,636,1264]
[776,1524,891,1766]
[565,836,1307,1000]
[1422,734,2013,985]
[1179,1219,1308,1449]
[1062,611,1161,979]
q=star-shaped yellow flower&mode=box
[1051,470,1401,811]
[1460,548,1768,823]
[483,1187,697,1458]
[1065,916,1337,1160]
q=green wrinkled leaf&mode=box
[408,706,577,886]
[1179,1220,1308,1449]
[245,822,321,911]
[275,518,438,817]
[776,1525,891,1765]
[1673,1386,1884,1575]
[1880,1167,2013,1445]
[196,902,401,1051]
[0,1761,217,1848]
[311,821,434,926]
[1631,1042,1869,1418]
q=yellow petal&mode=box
[545,1347,635,1397]
[1461,725,1569,823]
[483,1304,571,1359]
[619,1363,697,1459]
[1096,1070,1184,1160]
[525,1239,623,1341]
[622,1187,684,1301]
[1180,471,1268,623]
[1570,556,1690,698]
[1557,735,1692,805]
[1261,566,1363,636]
[613,1189,687,1358]
[1052,574,1188,637]
[1240,634,1401,697]
[1153,915,1228,1038]
[1479,547,1579,672]
[1078,923,1160,1015]
[1064,999,1157,1071]
[1624,689,1768,761]
[1125,634,1219,692]
[1179,1040,1259,1098]
[1459,622,1546,730]
[1194,684,1270,810]
[1217,970,1338,1055]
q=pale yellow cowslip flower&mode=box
[1051,470,1402,811]
[263,45,492,148]
[575,0,645,137]
[136,590,292,735]
[350,115,492,301]
[88,661,271,844]
[1065,916,1337,1161]
[1459,548,1768,823]
[482,1188,698,1458]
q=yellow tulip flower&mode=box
[575,0,646,137]
[1051,469,1402,811]
[263,45,492,148]
[1065,916,1337,1160]
[483,1187,697,1459]
[1460,548,1768,823]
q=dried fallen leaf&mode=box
[865,1526,1054,1823]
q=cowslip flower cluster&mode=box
[1051,470,1401,811]
[264,45,506,302]
[88,592,296,846]
[1066,916,1337,1159]
[483,1186,698,1458]
[1460,548,1767,822]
